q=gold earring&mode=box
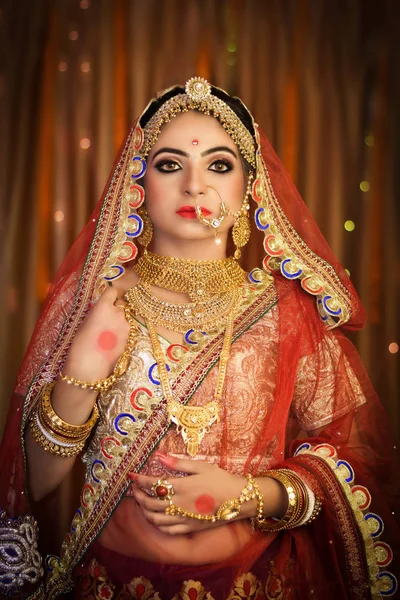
[232,174,253,260]
[137,207,153,250]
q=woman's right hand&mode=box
[61,285,131,383]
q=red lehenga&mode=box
[0,83,399,600]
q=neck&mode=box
[151,232,230,261]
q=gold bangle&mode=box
[40,382,99,437]
[29,409,86,457]
[253,469,304,532]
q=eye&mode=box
[155,160,182,173]
[209,159,233,173]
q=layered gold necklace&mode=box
[125,252,243,455]
[126,280,241,333]
[133,251,246,301]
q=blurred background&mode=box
[0,0,399,436]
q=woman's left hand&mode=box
[128,453,255,535]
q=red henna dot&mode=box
[97,330,117,351]
[195,494,216,514]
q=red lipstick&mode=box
[176,206,211,219]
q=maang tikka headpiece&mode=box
[95,77,353,329]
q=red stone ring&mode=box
[151,479,175,502]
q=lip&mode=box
[176,206,212,219]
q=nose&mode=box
[183,163,207,199]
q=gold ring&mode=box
[151,479,175,501]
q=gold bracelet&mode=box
[165,474,264,523]
[253,469,305,532]
[29,408,86,457]
[165,504,217,522]
[40,382,99,438]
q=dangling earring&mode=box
[231,173,253,260]
[137,207,153,251]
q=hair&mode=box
[139,84,256,175]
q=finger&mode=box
[132,486,170,512]
[155,453,208,475]
[128,472,181,496]
[158,524,192,536]
[141,507,185,527]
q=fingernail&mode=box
[128,473,139,481]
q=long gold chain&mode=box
[146,313,235,457]
[126,280,241,333]
[133,252,246,301]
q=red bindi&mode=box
[195,494,216,514]
[97,330,118,351]
[192,139,199,145]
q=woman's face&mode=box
[143,111,247,252]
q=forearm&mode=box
[25,381,97,501]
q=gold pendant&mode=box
[167,400,220,457]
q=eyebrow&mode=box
[151,146,238,162]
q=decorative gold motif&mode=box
[137,206,153,249]
[146,312,235,456]
[185,77,212,101]
[133,251,247,301]
[141,80,256,168]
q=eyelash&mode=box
[155,159,234,174]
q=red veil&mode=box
[0,82,399,599]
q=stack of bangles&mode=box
[29,381,99,457]
[151,472,321,530]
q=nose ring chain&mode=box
[194,200,229,246]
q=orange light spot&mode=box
[388,343,399,354]
[80,137,91,149]
[98,331,117,351]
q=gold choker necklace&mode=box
[126,280,241,333]
[133,251,246,302]
[146,313,235,456]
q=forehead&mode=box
[149,111,237,152]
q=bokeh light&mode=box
[365,135,374,147]
[54,210,65,222]
[227,42,237,52]
[344,220,355,232]
[80,138,91,149]
[345,268,351,276]
[388,343,399,354]
[80,0,90,8]
[69,31,79,41]
[58,62,68,72]
[227,55,236,66]
[360,181,370,192]
[80,61,91,73]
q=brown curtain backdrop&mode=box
[1,0,399,437]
